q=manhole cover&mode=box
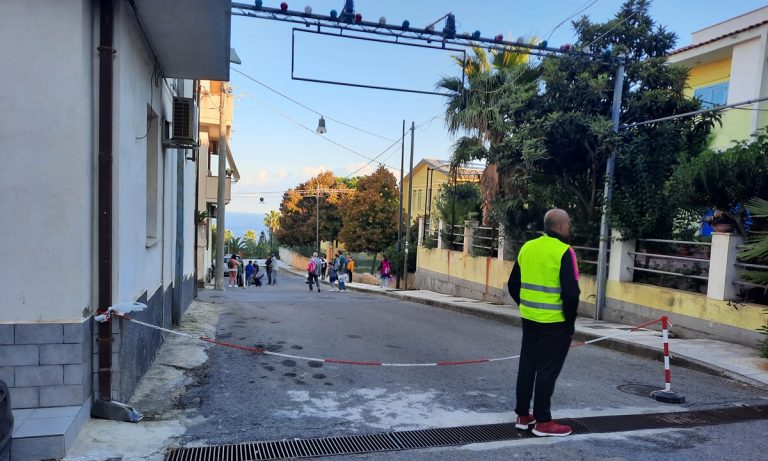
[617,383,661,398]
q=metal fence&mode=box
[734,243,768,305]
[472,226,498,257]
[630,239,711,294]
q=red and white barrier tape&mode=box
[102,310,665,368]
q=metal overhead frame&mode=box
[291,28,467,96]
[231,3,614,62]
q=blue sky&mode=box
[227,0,768,214]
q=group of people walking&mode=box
[305,251,394,292]
[226,253,279,288]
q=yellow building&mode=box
[668,6,768,150]
[196,80,240,285]
[401,158,484,222]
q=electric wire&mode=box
[232,67,397,142]
[546,0,599,42]
[240,91,401,171]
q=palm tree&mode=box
[227,236,246,257]
[264,210,281,253]
[437,43,540,224]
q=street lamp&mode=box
[316,116,327,134]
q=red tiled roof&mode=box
[669,19,768,55]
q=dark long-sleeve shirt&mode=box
[507,231,581,330]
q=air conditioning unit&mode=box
[169,97,198,146]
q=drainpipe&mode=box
[96,0,115,408]
[92,0,142,422]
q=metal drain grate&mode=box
[166,405,768,461]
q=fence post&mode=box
[437,219,446,249]
[608,229,635,283]
[707,232,743,301]
[418,216,425,247]
[497,224,506,260]
[464,220,478,255]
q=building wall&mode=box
[402,165,449,222]
[0,0,94,323]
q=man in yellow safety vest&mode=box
[507,208,580,437]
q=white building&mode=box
[0,1,232,459]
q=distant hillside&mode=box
[225,212,267,238]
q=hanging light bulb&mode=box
[330,9,338,19]
[280,2,288,11]
[316,116,327,134]
[402,20,410,30]
[254,0,263,8]
[472,30,481,39]
[304,5,312,14]
[379,16,387,25]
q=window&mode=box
[694,82,729,109]
[146,106,160,242]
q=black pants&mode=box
[266,268,272,284]
[308,273,320,290]
[515,319,572,423]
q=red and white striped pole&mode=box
[651,315,685,403]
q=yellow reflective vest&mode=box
[516,235,570,323]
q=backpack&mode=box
[307,260,317,273]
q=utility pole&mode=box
[215,84,228,290]
[403,121,415,289]
[595,57,626,319]
[396,120,405,289]
[316,182,320,253]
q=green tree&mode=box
[243,229,257,242]
[672,129,768,237]
[226,236,246,256]
[435,182,482,227]
[338,166,399,254]
[210,224,233,255]
[275,172,349,247]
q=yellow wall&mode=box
[418,247,514,297]
[683,57,754,149]
[606,280,765,332]
[685,57,731,95]
[417,247,766,334]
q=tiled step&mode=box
[10,401,90,461]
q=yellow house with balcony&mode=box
[668,6,768,150]
[197,80,240,286]
[401,158,484,223]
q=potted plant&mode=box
[195,210,209,226]
[706,209,736,233]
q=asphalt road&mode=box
[178,271,768,460]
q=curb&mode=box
[284,268,767,390]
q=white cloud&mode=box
[301,165,330,176]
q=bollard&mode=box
[651,316,686,403]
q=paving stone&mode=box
[39,385,86,407]
[14,324,63,345]
[63,322,86,344]
[0,367,13,387]
[63,365,84,386]
[15,365,62,387]
[9,434,64,461]
[0,325,13,345]
[40,343,83,365]
[0,345,38,366]
[9,387,38,409]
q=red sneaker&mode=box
[532,420,572,437]
[515,413,536,430]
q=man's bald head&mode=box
[544,208,571,237]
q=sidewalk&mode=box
[287,267,768,390]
